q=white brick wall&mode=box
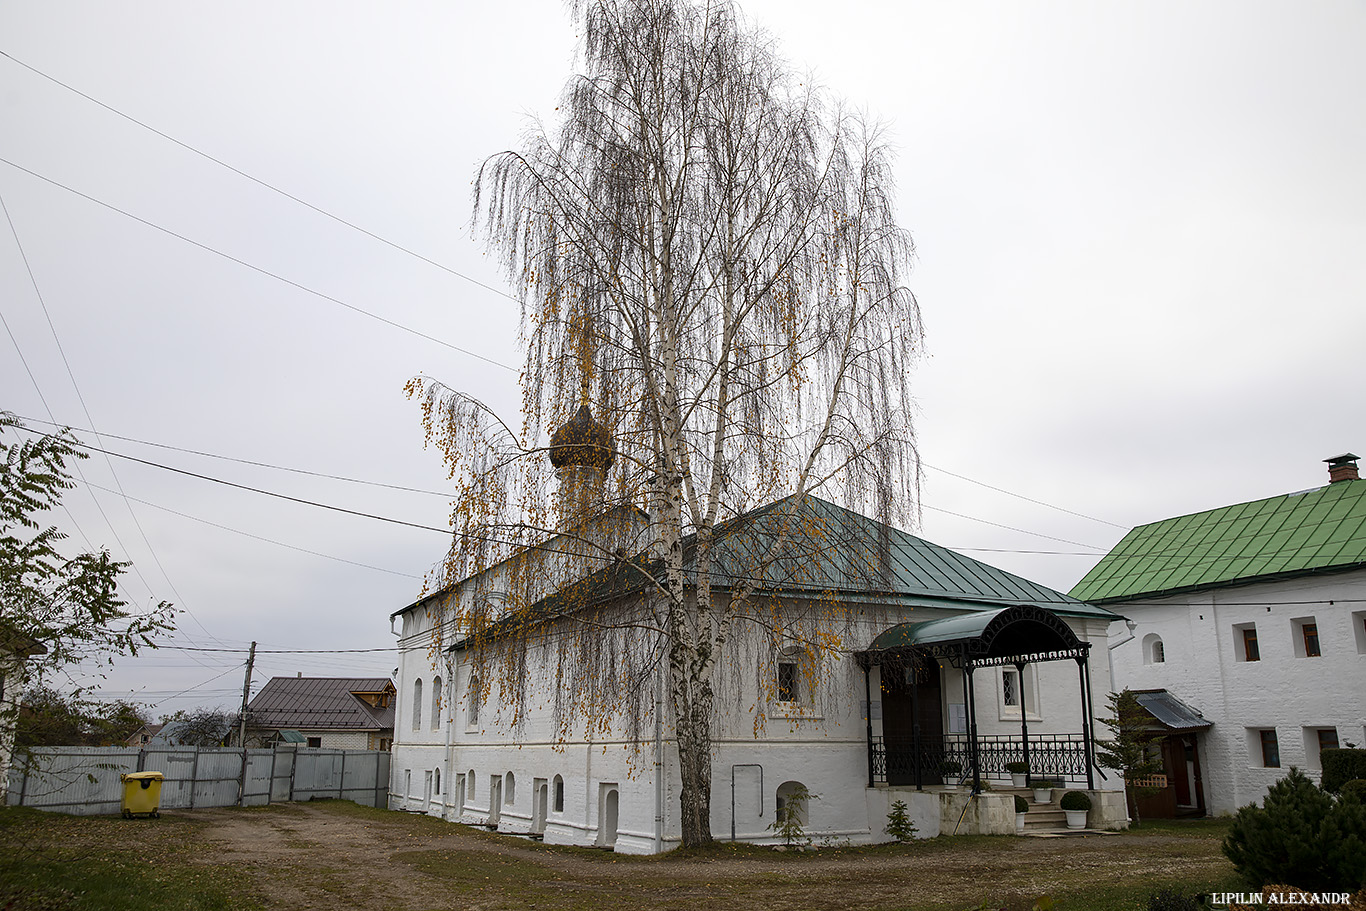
[1109,568,1366,815]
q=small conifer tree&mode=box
[885,799,916,842]
[1095,689,1163,823]
[1222,767,1366,889]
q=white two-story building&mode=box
[1073,453,1366,817]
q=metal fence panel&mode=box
[6,745,388,814]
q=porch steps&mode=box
[995,787,1096,835]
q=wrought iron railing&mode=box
[869,733,1092,788]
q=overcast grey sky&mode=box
[3,1,1362,716]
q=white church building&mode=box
[387,410,1127,852]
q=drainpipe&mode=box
[1106,619,1137,695]
[442,650,457,821]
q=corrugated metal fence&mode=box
[5,745,389,815]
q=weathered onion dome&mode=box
[548,404,615,470]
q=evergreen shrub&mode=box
[1014,794,1029,813]
[1321,749,1366,794]
[1341,779,1366,804]
[1059,791,1091,811]
[1222,768,1366,890]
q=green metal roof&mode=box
[666,495,1113,619]
[869,609,1010,648]
[1070,478,1366,603]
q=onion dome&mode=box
[548,404,615,471]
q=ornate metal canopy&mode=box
[856,604,1090,669]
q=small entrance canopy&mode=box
[1133,690,1211,732]
[858,604,1088,668]
[855,604,1100,791]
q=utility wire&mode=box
[16,413,451,497]
[81,480,421,578]
[1,187,226,650]
[163,646,401,654]
[923,461,1128,529]
[0,156,517,373]
[0,49,520,307]
[18,416,1122,557]
[922,503,1104,550]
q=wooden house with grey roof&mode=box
[244,676,395,750]
[1073,453,1366,816]
[389,491,1128,852]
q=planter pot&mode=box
[1015,812,1027,834]
[1064,809,1088,829]
[942,783,957,791]
[1011,773,1028,788]
[1032,788,1053,804]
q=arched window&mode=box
[412,678,423,730]
[505,772,516,805]
[468,674,481,726]
[775,780,811,826]
[468,769,476,803]
[431,676,443,728]
[1142,633,1165,665]
[434,767,441,795]
[553,774,564,813]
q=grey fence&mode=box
[5,744,389,815]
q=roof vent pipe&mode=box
[1325,453,1360,484]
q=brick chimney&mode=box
[1325,453,1360,483]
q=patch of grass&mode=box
[1125,817,1232,838]
[0,806,264,911]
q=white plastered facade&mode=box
[389,597,1123,852]
[1107,567,1366,815]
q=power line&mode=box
[15,416,1120,560]
[922,503,1105,550]
[80,479,421,578]
[163,646,400,654]
[923,461,1128,529]
[1,189,226,652]
[16,413,450,498]
[0,49,521,307]
[0,155,518,373]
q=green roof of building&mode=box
[1069,478,1366,603]
[538,494,1118,621]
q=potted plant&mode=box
[1005,761,1029,788]
[940,760,962,790]
[1014,793,1029,834]
[1060,790,1091,829]
[1032,779,1059,804]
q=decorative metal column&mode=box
[1016,659,1031,785]
[911,654,922,790]
[964,644,981,792]
[1076,652,1095,790]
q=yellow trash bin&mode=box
[120,771,164,818]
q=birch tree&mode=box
[410,0,921,847]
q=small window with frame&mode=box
[1235,624,1260,662]
[1259,729,1280,768]
[1303,622,1321,657]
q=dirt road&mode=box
[172,801,1233,911]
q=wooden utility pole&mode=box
[236,641,256,806]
